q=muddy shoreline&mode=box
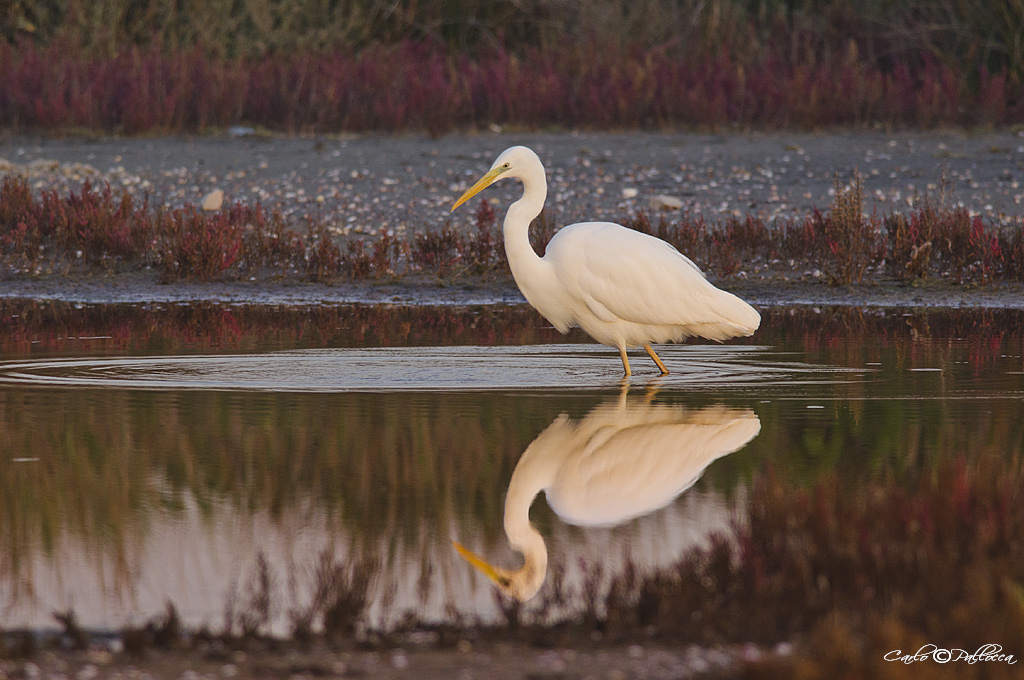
[2,273,1023,311]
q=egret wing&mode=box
[548,223,745,330]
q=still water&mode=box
[0,302,1021,635]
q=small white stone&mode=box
[621,187,638,198]
[649,194,683,210]
[201,189,224,211]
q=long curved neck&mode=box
[503,168,554,304]
[502,450,551,598]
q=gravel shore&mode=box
[4,129,1024,233]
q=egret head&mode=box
[451,146,541,212]
[452,539,546,601]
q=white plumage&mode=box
[452,146,760,376]
[453,397,762,600]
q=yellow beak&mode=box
[452,540,505,585]
[450,167,504,212]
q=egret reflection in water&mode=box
[453,392,762,600]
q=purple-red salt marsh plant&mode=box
[3,23,1023,135]
[1006,223,1024,281]
[526,210,557,257]
[818,174,883,285]
[885,207,936,281]
[340,229,400,279]
[411,223,463,278]
[708,214,773,277]
[341,239,373,279]
[776,211,822,264]
[884,203,1024,284]
[6,172,1024,287]
[41,180,153,265]
[599,456,1024,665]
[0,177,153,269]
[0,176,43,266]
[239,205,306,277]
[666,213,712,269]
[305,221,342,283]
[463,198,501,276]
[371,229,401,277]
[620,211,657,237]
[158,205,244,281]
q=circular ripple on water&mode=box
[0,345,865,392]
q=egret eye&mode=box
[499,577,512,588]
[502,163,510,169]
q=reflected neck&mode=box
[502,455,550,599]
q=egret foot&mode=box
[644,344,669,375]
[619,346,632,377]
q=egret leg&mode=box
[618,346,631,377]
[644,344,669,376]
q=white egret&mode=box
[453,395,761,600]
[451,146,761,376]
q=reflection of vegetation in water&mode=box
[1,382,1021,606]
[0,388,578,600]
[0,299,577,357]
[2,300,1024,357]
[605,453,1024,676]
[1,301,1023,646]
[1,304,1022,559]
[47,452,1024,670]
[0,390,155,584]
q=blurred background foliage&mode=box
[2,0,1023,80]
[2,0,1022,133]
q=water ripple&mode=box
[0,344,865,392]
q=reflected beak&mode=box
[452,540,504,585]
[451,167,504,212]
